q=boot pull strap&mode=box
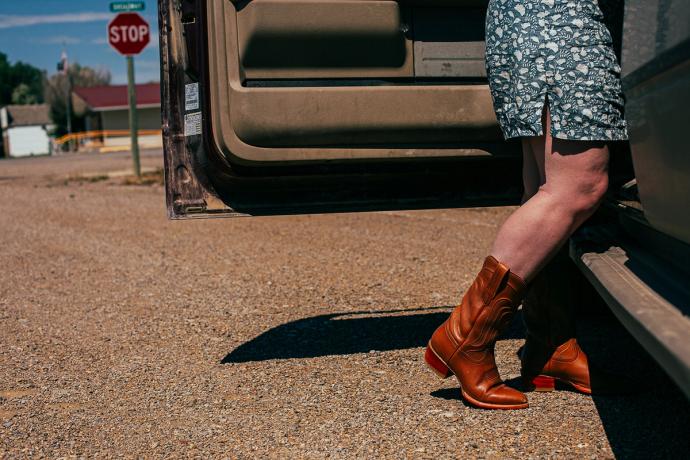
[483,261,510,303]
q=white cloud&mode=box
[30,35,82,45]
[0,12,111,29]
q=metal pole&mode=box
[66,73,73,152]
[126,55,141,177]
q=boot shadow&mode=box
[223,306,526,364]
[429,388,475,409]
[222,306,450,363]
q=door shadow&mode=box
[221,305,525,363]
[576,308,690,458]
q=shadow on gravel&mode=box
[578,306,690,459]
[222,306,525,363]
[429,388,476,409]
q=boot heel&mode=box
[424,345,451,379]
[530,375,556,392]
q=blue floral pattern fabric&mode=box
[485,0,628,141]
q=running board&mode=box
[570,226,690,400]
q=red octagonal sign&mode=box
[108,13,150,56]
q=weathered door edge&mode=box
[159,0,240,219]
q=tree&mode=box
[44,63,111,137]
[0,52,45,106]
[11,83,38,104]
[0,53,12,105]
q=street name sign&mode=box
[110,1,146,12]
[108,13,150,56]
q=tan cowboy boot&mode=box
[425,256,529,410]
[520,245,619,394]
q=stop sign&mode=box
[108,13,150,56]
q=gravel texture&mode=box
[1,151,689,458]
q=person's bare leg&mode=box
[490,106,609,282]
[530,130,546,188]
[521,138,541,204]
[526,106,548,196]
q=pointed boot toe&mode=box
[464,384,528,410]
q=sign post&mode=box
[126,56,140,177]
[107,11,150,177]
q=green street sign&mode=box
[110,1,145,13]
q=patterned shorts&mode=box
[485,0,629,141]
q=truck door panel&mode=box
[159,0,522,217]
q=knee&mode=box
[566,171,609,220]
[544,170,608,221]
[521,187,537,205]
[521,174,543,204]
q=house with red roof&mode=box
[72,83,162,149]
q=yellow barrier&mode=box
[99,143,162,153]
[54,129,162,146]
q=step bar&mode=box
[570,226,690,399]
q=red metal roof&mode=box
[72,83,160,111]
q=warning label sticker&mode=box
[184,112,202,136]
[185,83,199,111]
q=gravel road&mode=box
[1,152,689,458]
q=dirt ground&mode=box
[1,151,689,458]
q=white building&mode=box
[0,104,52,158]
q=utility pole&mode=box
[126,56,141,177]
[66,73,73,152]
[58,50,74,152]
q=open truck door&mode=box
[157,0,525,218]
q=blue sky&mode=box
[0,0,160,84]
